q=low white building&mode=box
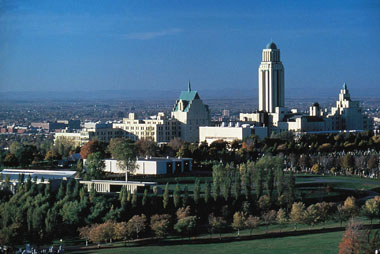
[80,180,156,193]
[199,123,267,145]
[84,157,192,175]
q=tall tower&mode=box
[258,41,285,113]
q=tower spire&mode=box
[188,80,191,92]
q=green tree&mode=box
[266,169,274,199]
[212,163,224,201]
[193,179,201,205]
[233,171,241,200]
[142,189,149,207]
[173,183,181,208]
[163,183,170,209]
[85,152,105,180]
[361,198,379,224]
[131,189,138,208]
[174,216,197,239]
[107,138,137,181]
[275,169,284,196]
[205,181,211,204]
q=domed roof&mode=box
[266,41,277,49]
[312,102,320,107]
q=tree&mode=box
[240,163,251,199]
[85,152,105,180]
[193,179,201,205]
[245,215,260,236]
[362,198,380,224]
[208,214,227,239]
[338,218,364,254]
[286,170,296,207]
[168,137,185,152]
[212,163,224,201]
[107,138,137,181]
[343,154,355,174]
[316,202,334,226]
[176,206,191,220]
[276,208,288,232]
[136,139,158,157]
[150,214,171,239]
[89,221,115,245]
[131,189,138,208]
[233,171,241,200]
[232,211,245,237]
[114,222,129,246]
[53,137,76,158]
[343,196,359,218]
[183,185,189,207]
[258,195,271,212]
[174,216,197,239]
[163,183,170,209]
[78,225,92,246]
[266,169,275,199]
[127,214,147,239]
[304,204,319,229]
[255,168,263,198]
[275,169,284,197]
[262,210,277,232]
[80,140,105,159]
[368,154,379,171]
[289,202,305,230]
[311,164,320,174]
[173,184,181,208]
[205,181,211,204]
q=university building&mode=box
[239,41,373,135]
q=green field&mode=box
[72,231,342,254]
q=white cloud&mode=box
[123,28,182,40]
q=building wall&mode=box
[258,47,285,113]
[86,158,192,175]
[172,97,211,142]
[199,126,252,145]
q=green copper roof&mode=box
[342,82,347,90]
[179,90,199,101]
[266,41,277,49]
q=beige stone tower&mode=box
[258,41,285,113]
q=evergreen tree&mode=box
[287,170,296,207]
[275,169,284,196]
[183,185,189,207]
[193,179,201,205]
[173,183,181,208]
[142,189,149,207]
[57,181,66,200]
[266,169,274,199]
[233,171,241,200]
[205,181,211,204]
[131,189,138,208]
[163,183,170,209]
[255,168,263,198]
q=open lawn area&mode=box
[71,231,342,254]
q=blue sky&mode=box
[0,0,379,97]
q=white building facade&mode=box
[171,82,211,142]
[258,42,285,113]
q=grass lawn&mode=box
[72,231,342,254]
